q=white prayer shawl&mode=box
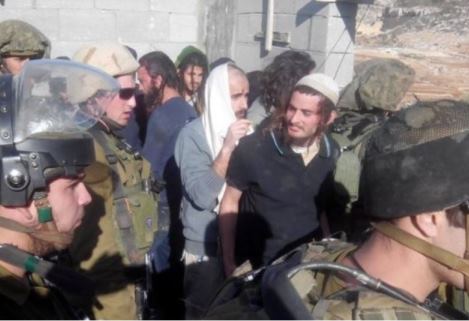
[201,63,236,211]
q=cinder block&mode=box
[2,0,33,8]
[273,14,311,51]
[308,51,327,72]
[118,42,153,59]
[59,10,116,41]
[324,52,354,88]
[51,41,84,59]
[326,16,355,53]
[36,0,94,9]
[169,14,198,42]
[236,13,262,43]
[234,43,262,72]
[309,15,329,52]
[151,42,199,61]
[327,2,358,18]
[117,12,169,43]
[236,0,263,14]
[150,0,198,14]
[275,0,327,16]
[96,0,149,11]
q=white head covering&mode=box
[201,63,237,160]
[295,73,340,106]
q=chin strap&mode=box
[0,243,94,296]
[33,191,53,223]
[0,191,72,248]
[372,221,469,281]
[0,216,72,246]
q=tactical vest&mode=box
[90,128,158,264]
[331,111,386,209]
[206,240,448,320]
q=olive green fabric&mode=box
[330,58,414,237]
[66,127,158,320]
[206,240,438,320]
[301,245,436,320]
[337,58,415,112]
[0,264,78,319]
[0,20,50,58]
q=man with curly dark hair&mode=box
[220,73,339,276]
[247,50,316,129]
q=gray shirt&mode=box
[174,117,225,256]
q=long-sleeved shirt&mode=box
[175,117,225,256]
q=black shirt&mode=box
[227,129,339,267]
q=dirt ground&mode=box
[355,1,469,106]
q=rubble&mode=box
[356,0,469,105]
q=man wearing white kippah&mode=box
[219,73,341,277]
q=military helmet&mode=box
[337,58,415,112]
[0,59,119,206]
[0,20,51,59]
[73,42,139,77]
[361,99,469,218]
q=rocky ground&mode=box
[356,0,469,106]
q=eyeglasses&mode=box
[119,86,138,100]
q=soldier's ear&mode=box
[411,212,440,238]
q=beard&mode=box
[235,110,247,119]
[144,86,163,109]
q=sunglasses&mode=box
[119,86,138,100]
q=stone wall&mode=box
[0,0,364,86]
[0,0,203,60]
[230,0,362,87]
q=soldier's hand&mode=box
[222,119,252,152]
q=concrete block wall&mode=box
[233,0,360,88]
[0,0,362,85]
[0,0,203,60]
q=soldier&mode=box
[68,43,159,319]
[206,100,469,320]
[330,58,415,239]
[0,19,50,75]
[0,59,118,318]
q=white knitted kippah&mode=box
[295,73,340,106]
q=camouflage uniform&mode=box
[205,240,441,320]
[0,19,50,59]
[330,58,415,238]
[0,260,81,319]
[67,123,159,320]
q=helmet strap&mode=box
[33,192,53,223]
[372,221,469,279]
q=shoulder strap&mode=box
[89,128,141,263]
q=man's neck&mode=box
[341,231,439,302]
[161,86,180,105]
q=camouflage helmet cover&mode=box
[361,99,469,219]
[0,19,51,58]
[337,58,415,112]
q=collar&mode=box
[269,129,333,158]
[0,264,30,305]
